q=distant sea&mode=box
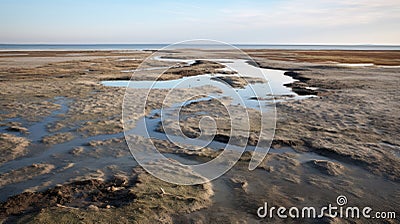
[0,44,399,51]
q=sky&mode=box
[0,0,399,44]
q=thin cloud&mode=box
[220,0,400,28]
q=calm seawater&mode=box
[0,44,399,51]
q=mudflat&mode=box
[0,50,399,223]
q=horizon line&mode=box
[1,43,400,46]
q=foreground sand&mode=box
[0,50,399,223]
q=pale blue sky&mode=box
[1,0,399,44]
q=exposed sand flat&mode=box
[245,49,400,66]
[0,50,151,68]
[252,59,400,181]
[0,133,30,165]
[41,132,74,145]
[0,163,55,187]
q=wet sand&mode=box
[0,50,399,223]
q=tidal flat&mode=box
[0,50,399,223]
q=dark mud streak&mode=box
[0,177,137,222]
[245,60,306,71]
[282,71,320,96]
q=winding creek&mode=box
[103,58,312,152]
